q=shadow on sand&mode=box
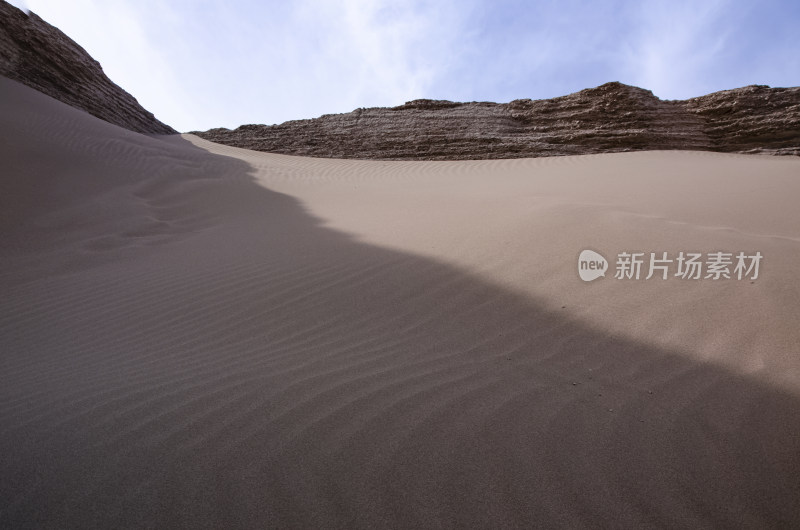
[1,132,799,529]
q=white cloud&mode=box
[624,0,734,99]
[24,0,476,131]
[276,0,471,115]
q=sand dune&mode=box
[2,75,800,528]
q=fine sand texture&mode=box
[2,75,800,528]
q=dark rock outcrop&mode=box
[0,1,175,135]
[195,82,800,160]
[2,0,795,156]
[686,85,800,155]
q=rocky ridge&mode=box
[1,0,796,157]
[196,82,800,160]
[0,1,175,135]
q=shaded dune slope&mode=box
[1,77,800,528]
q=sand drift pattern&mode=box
[2,77,800,528]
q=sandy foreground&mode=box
[2,75,800,528]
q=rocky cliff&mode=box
[0,1,175,135]
[195,82,800,160]
[2,0,796,157]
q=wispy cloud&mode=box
[279,0,485,119]
[27,0,476,130]
[288,0,441,106]
[623,0,735,99]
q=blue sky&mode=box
[10,0,800,132]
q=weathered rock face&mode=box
[0,1,175,135]
[2,0,795,155]
[686,85,800,155]
[196,82,800,160]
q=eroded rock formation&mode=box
[2,0,796,157]
[195,82,800,160]
[0,1,175,135]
